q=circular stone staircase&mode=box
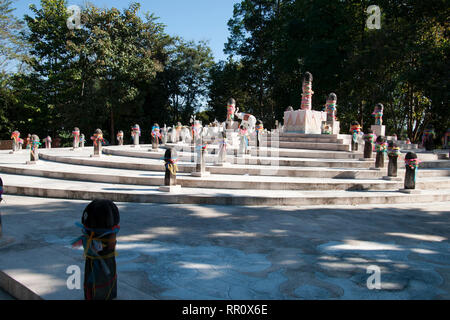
[1,133,449,206]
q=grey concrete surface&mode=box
[0,288,14,300]
[0,195,449,300]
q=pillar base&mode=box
[191,171,211,177]
[383,176,402,181]
[90,154,101,158]
[369,167,382,171]
[371,125,386,137]
[359,158,374,161]
[159,185,181,193]
[26,161,38,165]
[131,145,140,148]
[399,189,421,194]
[215,162,230,167]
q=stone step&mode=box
[164,143,363,160]
[102,148,373,168]
[0,164,406,191]
[2,173,450,206]
[267,141,350,151]
[264,137,343,143]
[39,152,450,179]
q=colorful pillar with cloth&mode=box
[372,103,384,125]
[71,199,120,300]
[324,93,337,121]
[350,122,362,151]
[131,124,141,145]
[72,127,80,148]
[404,152,420,188]
[30,134,41,162]
[301,72,314,111]
[91,129,105,156]
[11,131,20,152]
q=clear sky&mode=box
[11,0,241,62]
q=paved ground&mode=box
[0,289,14,300]
[0,195,449,299]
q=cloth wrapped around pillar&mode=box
[387,141,401,177]
[350,122,362,152]
[11,131,20,152]
[163,148,178,186]
[375,136,387,168]
[151,124,162,150]
[422,127,435,151]
[72,200,120,300]
[363,130,376,159]
[30,135,41,162]
[404,152,420,190]
[91,129,105,156]
[255,121,264,148]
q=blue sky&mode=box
[12,0,241,62]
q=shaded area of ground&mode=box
[0,195,449,299]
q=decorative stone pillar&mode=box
[360,129,375,160]
[159,148,181,192]
[192,134,210,177]
[25,134,31,150]
[300,72,314,111]
[383,141,401,180]
[10,131,20,153]
[238,125,250,156]
[80,134,85,149]
[117,131,124,146]
[400,152,421,193]
[131,124,141,148]
[226,98,236,129]
[422,126,435,151]
[151,123,161,151]
[350,121,362,152]
[322,93,340,135]
[161,125,168,145]
[175,122,182,143]
[255,120,264,149]
[216,131,228,166]
[72,127,80,149]
[44,136,52,149]
[444,128,450,149]
[373,136,387,170]
[27,134,41,164]
[91,129,104,157]
[72,199,120,300]
[371,103,385,137]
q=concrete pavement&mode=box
[0,195,449,299]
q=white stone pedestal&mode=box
[215,162,230,167]
[371,125,386,137]
[26,161,37,165]
[191,171,211,177]
[383,176,402,181]
[159,185,181,193]
[322,120,340,135]
[284,110,327,134]
[399,189,421,194]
